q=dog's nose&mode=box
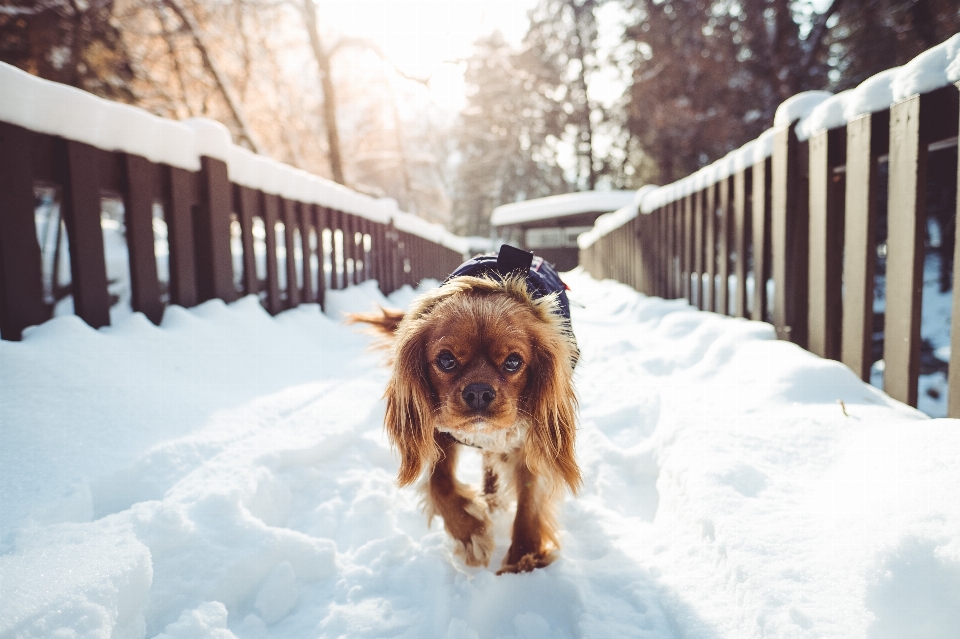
[462,383,496,411]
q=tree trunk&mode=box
[302,0,345,185]
[161,0,261,153]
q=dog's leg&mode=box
[498,457,559,574]
[425,432,494,567]
[481,451,504,512]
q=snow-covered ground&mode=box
[2,273,959,639]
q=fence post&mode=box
[665,202,675,298]
[885,88,957,407]
[675,199,682,298]
[771,126,809,345]
[683,194,693,303]
[659,206,668,298]
[807,128,847,360]
[949,83,960,417]
[60,140,111,328]
[341,213,355,286]
[0,123,47,340]
[733,169,750,318]
[841,114,883,380]
[122,154,164,324]
[164,167,199,308]
[751,158,771,322]
[262,193,282,314]
[717,175,731,315]
[692,190,703,308]
[704,183,716,312]
[281,198,300,306]
[299,202,315,304]
[314,205,327,310]
[235,185,259,298]
[374,222,388,294]
[195,156,236,304]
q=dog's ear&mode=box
[384,317,438,486]
[344,307,406,338]
[523,322,581,495]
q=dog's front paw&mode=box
[497,549,556,574]
[446,498,494,567]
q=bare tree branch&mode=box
[160,0,262,152]
[800,0,844,72]
[328,36,433,86]
[302,0,345,183]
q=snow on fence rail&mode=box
[0,61,491,341]
[579,33,960,415]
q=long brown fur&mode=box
[349,275,580,573]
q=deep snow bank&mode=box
[1,273,958,639]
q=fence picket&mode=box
[705,183,716,312]
[751,158,771,322]
[772,126,808,345]
[733,169,749,318]
[885,88,958,407]
[262,193,282,314]
[717,176,731,315]
[299,202,315,304]
[122,154,164,324]
[235,185,259,297]
[281,198,301,308]
[950,82,960,416]
[61,140,111,328]
[164,167,199,308]
[807,128,846,360]
[0,123,47,340]
[196,157,237,304]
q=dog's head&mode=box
[385,275,580,493]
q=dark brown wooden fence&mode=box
[580,83,960,415]
[0,120,467,341]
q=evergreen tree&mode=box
[451,31,569,237]
[826,0,960,90]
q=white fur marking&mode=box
[438,420,529,454]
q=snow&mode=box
[844,67,899,121]
[0,61,481,256]
[773,91,834,127]
[795,90,854,141]
[891,33,960,102]
[3,272,960,638]
[490,191,636,227]
[751,128,776,164]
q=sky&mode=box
[318,0,540,111]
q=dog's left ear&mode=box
[523,323,581,495]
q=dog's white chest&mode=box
[438,421,528,453]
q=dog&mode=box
[349,246,580,574]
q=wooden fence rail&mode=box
[0,121,469,342]
[580,81,960,415]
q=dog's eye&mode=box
[436,351,457,371]
[503,353,523,372]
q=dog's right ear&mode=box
[384,317,438,486]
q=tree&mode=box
[623,0,960,184]
[826,0,960,90]
[623,0,835,183]
[451,32,569,237]
[0,0,135,102]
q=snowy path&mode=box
[2,273,959,639]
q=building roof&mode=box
[490,191,637,227]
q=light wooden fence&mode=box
[581,77,960,415]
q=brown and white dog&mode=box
[350,273,580,573]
